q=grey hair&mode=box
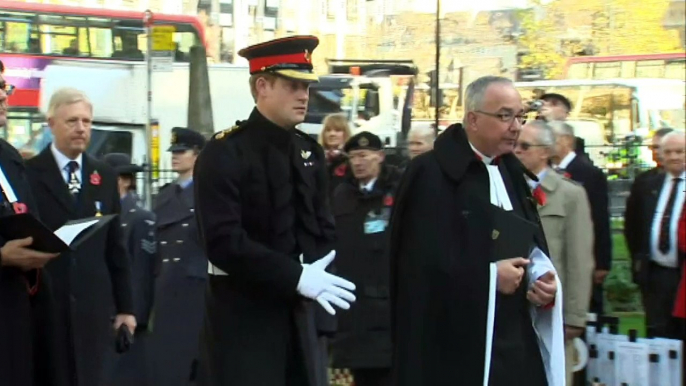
[462,76,514,126]
[660,131,685,155]
[548,120,575,138]
[408,126,436,142]
[46,88,93,120]
[526,120,556,150]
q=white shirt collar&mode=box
[50,142,83,173]
[469,142,494,165]
[667,171,686,181]
[528,168,549,190]
[360,178,377,192]
[557,151,576,169]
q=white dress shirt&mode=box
[555,151,577,170]
[50,143,83,184]
[359,178,377,193]
[650,171,686,268]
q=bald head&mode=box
[659,131,685,176]
[408,126,436,159]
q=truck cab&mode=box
[300,59,417,147]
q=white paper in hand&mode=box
[54,219,99,246]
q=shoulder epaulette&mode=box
[213,120,247,140]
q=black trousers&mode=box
[641,263,681,338]
[351,368,391,386]
[589,283,604,316]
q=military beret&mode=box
[344,131,382,153]
[238,35,319,83]
[168,127,206,152]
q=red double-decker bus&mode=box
[0,1,206,150]
[564,52,686,81]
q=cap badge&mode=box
[304,49,312,63]
[171,132,177,144]
[359,137,369,147]
[301,150,312,159]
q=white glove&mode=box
[297,250,356,315]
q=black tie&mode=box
[67,161,80,198]
[659,177,682,254]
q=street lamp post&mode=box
[434,0,441,134]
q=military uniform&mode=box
[101,153,157,386]
[149,128,208,386]
[193,36,338,386]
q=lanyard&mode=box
[0,163,18,203]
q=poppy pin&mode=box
[90,171,101,186]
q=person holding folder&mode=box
[389,76,564,386]
[0,59,60,386]
[515,120,595,385]
[24,88,136,386]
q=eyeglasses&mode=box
[475,110,527,125]
[0,81,15,96]
[515,141,546,151]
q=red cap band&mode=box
[249,52,312,73]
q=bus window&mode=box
[88,129,133,159]
[38,15,85,56]
[2,12,32,52]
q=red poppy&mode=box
[12,202,28,214]
[563,172,572,179]
[334,164,347,177]
[90,171,101,186]
[532,186,547,206]
[384,195,394,207]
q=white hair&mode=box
[526,120,556,150]
[660,131,686,155]
[548,120,575,138]
[46,88,93,119]
[462,76,514,126]
[408,126,436,142]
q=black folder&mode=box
[0,213,116,254]
[490,205,539,261]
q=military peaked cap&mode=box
[238,35,319,83]
[168,127,206,152]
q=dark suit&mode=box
[564,154,612,315]
[149,180,207,386]
[104,193,157,386]
[25,146,134,386]
[624,172,684,337]
[0,138,54,386]
[624,167,661,258]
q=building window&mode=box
[347,0,358,20]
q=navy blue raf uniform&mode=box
[194,36,336,386]
[330,133,402,386]
[149,128,208,386]
[101,153,157,386]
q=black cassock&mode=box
[389,124,549,386]
[0,138,57,386]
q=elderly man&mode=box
[390,76,563,386]
[330,132,402,386]
[25,88,135,386]
[626,131,685,338]
[550,120,612,315]
[515,120,595,385]
[407,126,435,159]
[625,127,674,259]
